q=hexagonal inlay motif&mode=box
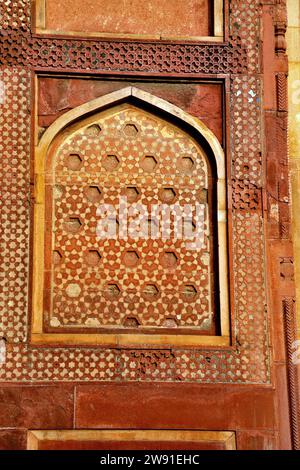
[160,251,178,269]
[105,283,121,299]
[125,186,140,203]
[123,123,139,136]
[84,186,102,203]
[86,250,102,266]
[64,217,82,233]
[159,187,177,204]
[86,123,101,136]
[123,250,140,267]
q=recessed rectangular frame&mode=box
[34,0,224,42]
[27,430,236,450]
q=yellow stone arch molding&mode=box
[32,86,230,347]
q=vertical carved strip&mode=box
[276,73,288,112]
[283,298,300,450]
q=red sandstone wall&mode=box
[42,0,212,38]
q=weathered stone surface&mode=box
[38,79,224,144]
[43,0,211,38]
[0,386,74,428]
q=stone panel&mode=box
[40,0,212,39]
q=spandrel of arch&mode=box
[31,87,230,347]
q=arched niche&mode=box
[31,87,229,347]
